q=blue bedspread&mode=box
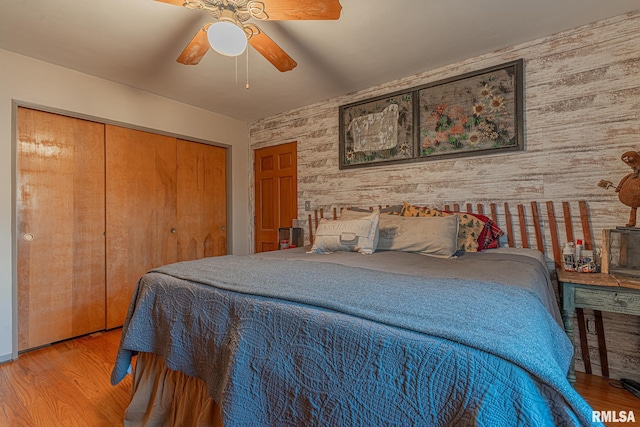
[112,251,599,426]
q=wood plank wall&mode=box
[249,11,640,381]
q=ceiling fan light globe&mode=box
[207,21,247,57]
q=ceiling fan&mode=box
[156,0,343,72]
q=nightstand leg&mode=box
[563,307,576,385]
[594,310,609,377]
[576,308,591,374]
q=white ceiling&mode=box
[1,1,638,122]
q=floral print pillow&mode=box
[401,202,448,218]
[454,213,485,252]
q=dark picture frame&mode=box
[417,59,524,160]
[338,59,524,169]
[339,90,415,169]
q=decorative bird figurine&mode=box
[614,150,640,227]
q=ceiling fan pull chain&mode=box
[246,48,250,90]
[235,56,238,85]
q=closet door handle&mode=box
[170,228,177,234]
[23,233,34,241]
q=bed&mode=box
[111,203,600,426]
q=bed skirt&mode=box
[125,352,224,427]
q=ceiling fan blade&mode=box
[154,0,186,6]
[177,23,212,65]
[259,0,342,20]
[249,30,297,72]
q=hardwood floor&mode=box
[574,371,640,424]
[0,329,638,426]
[0,329,131,427]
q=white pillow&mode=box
[376,214,459,258]
[310,210,380,254]
[337,209,374,219]
[339,209,394,231]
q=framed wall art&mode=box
[339,90,415,169]
[417,59,524,160]
[338,59,524,169]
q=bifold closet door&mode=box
[105,125,178,329]
[176,139,227,261]
[17,107,106,351]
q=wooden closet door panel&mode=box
[105,125,177,329]
[17,107,106,351]
[176,140,227,261]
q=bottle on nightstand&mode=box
[563,241,576,271]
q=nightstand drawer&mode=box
[574,287,640,316]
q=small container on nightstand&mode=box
[602,228,640,277]
[278,227,304,249]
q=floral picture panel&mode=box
[418,60,524,160]
[339,91,415,169]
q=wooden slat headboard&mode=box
[307,200,595,268]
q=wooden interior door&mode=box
[254,142,297,253]
[105,125,178,329]
[176,139,227,261]
[17,107,106,351]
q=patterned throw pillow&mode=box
[454,213,484,252]
[469,213,504,250]
[401,202,447,218]
[400,202,485,252]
